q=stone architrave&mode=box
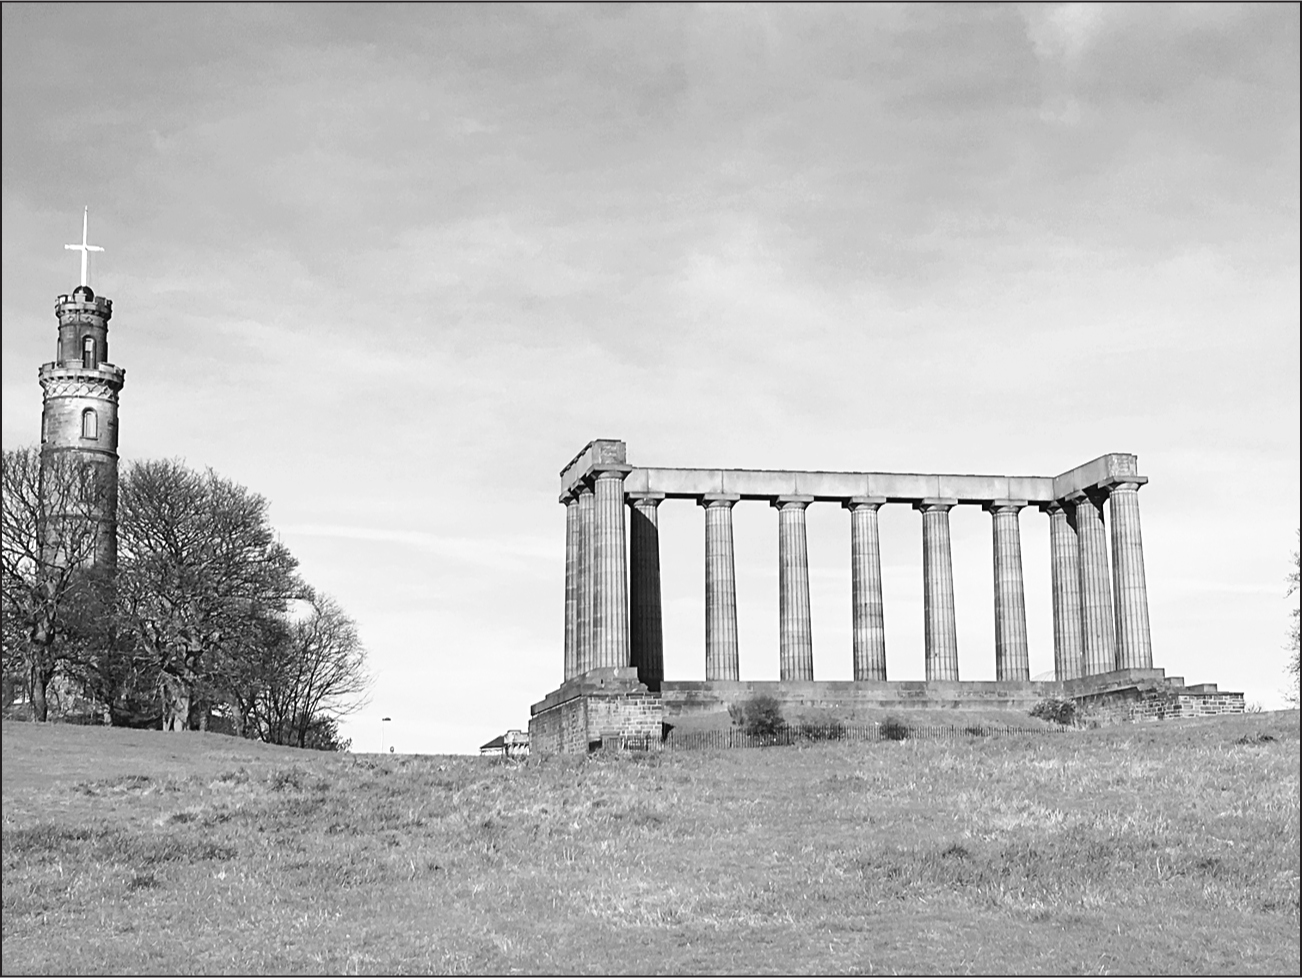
[915,499,959,681]
[1040,501,1084,680]
[628,492,665,691]
[591,468,631,669]
[562,493,581,680]
[575,483,595,675]
[773,495,815,681]
[1108,480,1153,670]
[844,497,887,681]
[701,494,741,681]
[985,500,1030,682]
[1071,490,1116,676]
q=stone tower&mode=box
[38,283,126,569]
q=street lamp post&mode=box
[380,717,391,754]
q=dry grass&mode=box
[3,712,1299,975]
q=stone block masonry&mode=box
[529,667,662,754]
[1074,680,1245,724]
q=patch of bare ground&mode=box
[3,712,1298,974]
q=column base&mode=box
[529,668,664,754]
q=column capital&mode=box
[627,492,665,506]
[591,464,633,481]
[561,482,595,504]
[843,495,887,511]
[1037,499,1069,515]
[699,493,740,509]
[1066,488,1108,506]
[771,494,814,510]
[982,498,1028,514]
[1099,477,1147,492]
[914,497,957,513]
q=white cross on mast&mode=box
[64,206,104,287]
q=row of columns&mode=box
[1040,481,1152,680]
[562,477,1151,686]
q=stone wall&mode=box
[529,667,663,754]
[660,679,1063,723]
[1078,684,1246,724]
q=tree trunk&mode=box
[160,672,192,731]
[30,664,49,722]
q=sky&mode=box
[2,4,1298,754]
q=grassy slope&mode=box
[2,714,1299,976]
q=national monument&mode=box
[530,439,1244,753]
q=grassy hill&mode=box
[3,713,1299,975]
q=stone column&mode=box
[591,469,631,670]
[844,496,887,681]
[562,493,580,681]
[915,499,959,681]
[1040,501,1084,681]
[575,483,595,675]
[985,500,1030,682]
[1108,480,1153,671]
[773,495,815,681]
[701,494,741,681]
[628,493,665,691]
[1071,490,1116,676]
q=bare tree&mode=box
[252,591,370,748]
[116,459,301,731]
[1,447,112,721]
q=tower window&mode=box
[82,336,97,369]
[81,408,98,440]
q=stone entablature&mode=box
[561,444,1143,504]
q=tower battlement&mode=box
[55,290,113,319]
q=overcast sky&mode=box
[3,4,1298,753]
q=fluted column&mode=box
[1108,480,1153,670]
[562,493,580,680]
[985,500,1030,682]
[916,499,959,681]
[701,494,741,680]
[1040,501,1084,680]
[575,484,595,675]
[591,469,631,669]
[773,495,814,680]
[1071,490,1116,676]
[844,497,887,681]
[628,493,664,691]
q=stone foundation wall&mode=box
[660,679,1064,722]
[530,668,1244,750]
[586,692,662,745]
[529,696,588,755]
[529,668,663,754]
[1079,685,1246,724]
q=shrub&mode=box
[880,716,910,741]
[741,695,786,738]
[801,719,846,742]
[1030,697,1079,726]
